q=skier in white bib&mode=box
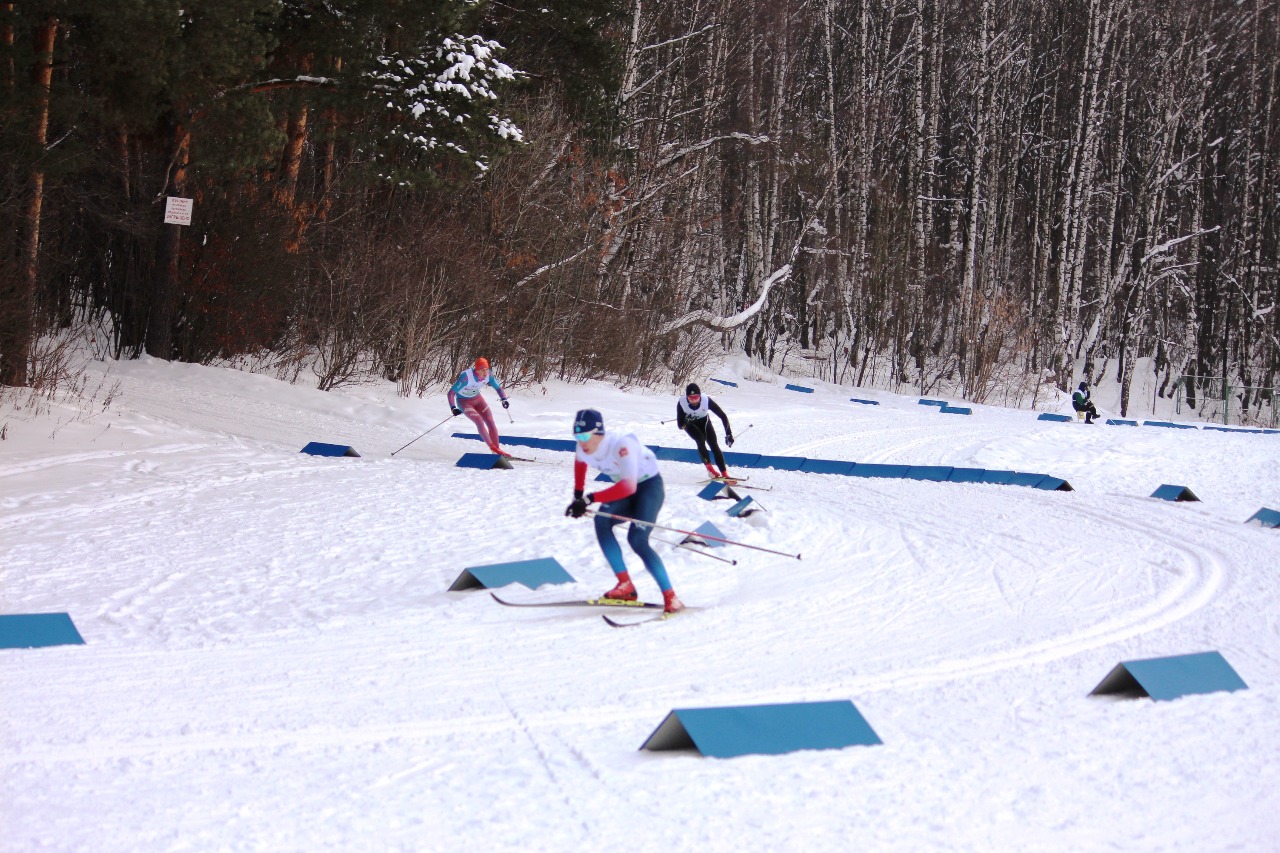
[675,383,734,480]
[447,357,511,455]
[564,408,684,614]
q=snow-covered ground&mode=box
[3,357,1278,852]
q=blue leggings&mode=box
[594,476,672,592]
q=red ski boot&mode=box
[663,589,685,614]
[603,577,637,601]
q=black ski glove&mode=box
[501,399,510,409]
[450,406,462,416]
[725,432,735,447]
[565,490,591,519]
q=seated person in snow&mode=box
[1072,381,1099,424]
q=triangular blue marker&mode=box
[1090,651,1247,701]
[682,521,727,548]
[697,482,726,501]
[448,557,574,591]
[642,700,882,757]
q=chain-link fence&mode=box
[1173,375,1279,428]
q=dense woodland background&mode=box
[2,0,1278,421]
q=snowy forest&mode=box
[2,0,1278,419]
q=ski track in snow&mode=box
[3,360,1279,852]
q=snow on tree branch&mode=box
[369,35,523,183]
[658,264,794,336]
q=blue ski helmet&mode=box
[572,408,604,440]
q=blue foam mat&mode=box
[449,557,574,591]
[642,700,881,757]
[1151,483,1199,502]
[1091,651,1247,701]
[300,441,360,457]
[0,613,85,649]
[1246,507,1280,528]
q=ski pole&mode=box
[654,536,738,565]
[587,510,801,560]
[390,414,455,456]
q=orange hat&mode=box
[474,357,489,370]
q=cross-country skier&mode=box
[1072,381,1098,424]
[564,408,684,614]
[676,383,734,480]
[448,357,511,455]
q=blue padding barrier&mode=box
[449,557,574,591]
[697,482,727,501]
[1106,418,1138,426]
[904,466,953,482]
[0,613,85,649]
[1090,651,1248,701]
[940,406,972,415]
[1266,429,1280,435]
[1143,420,1198,430]
[850,463,912,479]
[726,496,758,517]
[1035,476,1074,492]
[1151,484,1199,502]
[710,378,738,387]
[1204,426,1265,434]
[1038,413,1073,422]
[641,700,882,757]
[918,399,947,407]
[755,455,806,471]
[649,446,703,463]
[785,383,814,393]
[456,452,512,470]
[849,398,880,405]
[453,432,576,452]
[301,441,360,457]
[799,459,856,475]
[683,521,728,548]
[450,433,1072,494]
[722,452,762,468]
[1246,507,1280,528]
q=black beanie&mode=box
[1079,381,1088,390]
[686,383,701,396]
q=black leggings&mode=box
[684,419,726,470]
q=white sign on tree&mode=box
[163,196,193,226]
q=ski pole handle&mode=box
[588,510,801,560]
